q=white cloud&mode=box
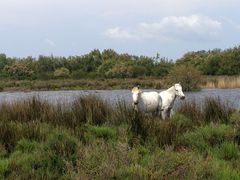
[104,27,135,40]
[105,15,222,41]
[44,39,56,47]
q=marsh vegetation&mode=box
[0,95,239,179]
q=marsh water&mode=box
[0,88,239,109]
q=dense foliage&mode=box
[1,46,240,81]
[0,50,174,80]
[176,46,240,75]
[167,64,202,91]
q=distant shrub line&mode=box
[0,46,240,82]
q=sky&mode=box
[0,0,240,60]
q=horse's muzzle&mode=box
[180,96,185,100]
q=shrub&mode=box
[167,64,201,91]
[53,67,70,79]
[4,60,34,80]
[177,123,234,153]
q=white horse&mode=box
[159,83,185,119]
[132,86,162,115]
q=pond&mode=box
[0,88,239,109]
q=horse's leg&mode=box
[156,106,161,117]
[164,107,173,119]
[161,110,167,120]
[157,108,161,117]
[170,109,174,118]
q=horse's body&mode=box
[132,87,162,114]
[159,83,185,119]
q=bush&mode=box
[177,123,234,153]
[4,60,35,80]
[167,65,201,91]
[53,67,70,79]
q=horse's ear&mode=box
[132,87,140,93]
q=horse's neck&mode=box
[166,86,176,106]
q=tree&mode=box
[101,49,118,61]
[53,67,70,78]
[4,60,35,80]
[0,54,8,70]
[153,59,174,77]
[167,65,201,91]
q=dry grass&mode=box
[201,76,240,89]
[0,78,165,91]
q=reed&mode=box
[0,78,165,91]
[201,76,240,88]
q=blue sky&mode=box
[0,0,240,60]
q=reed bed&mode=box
[201,76,240,89]
[0,95,239,179]
[0,78,165,91]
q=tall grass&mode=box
[177,97,233,125]
[201,76,240,88]
[0,95,239,179]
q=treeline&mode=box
[0,49,173,80]
[0,46,240,80]
[176,46,240,75]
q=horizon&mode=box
[2,45,239,61]
[0,0,240,60]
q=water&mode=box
[0,88,239,109]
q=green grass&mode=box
[0,95,239,179]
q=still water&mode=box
[0,88,239,109]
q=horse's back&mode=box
[139,92,161,112]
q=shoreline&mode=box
[0,76,240,92]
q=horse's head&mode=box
[174,83,185,100]
[132,86,142,105]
